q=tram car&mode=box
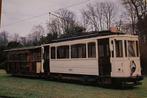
[5,30,143,86]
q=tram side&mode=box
[49,37,98,75]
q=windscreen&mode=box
[128,41,138,57]
[115,40,123,57]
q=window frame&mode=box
[71,43,86,58]
[57,45,69,59]
[127,40,138,57]
[115,40,123,57]
[88,42,96,58]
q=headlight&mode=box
[130,61,136,75]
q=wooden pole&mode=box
[0,0,2,26]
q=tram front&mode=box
[109,35,143,85]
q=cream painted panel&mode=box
[111,58,141,77]
[36,62,41,73]
[50,59,98,75]
[51,67,98,75]
[41,59,44,73]
[111,58,130,77]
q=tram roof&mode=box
[51,30,125,43]
[5,30,133,52]
[5,45,41,52]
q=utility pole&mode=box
[0,0,2,26]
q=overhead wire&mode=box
[2,0,90,28]
[2,12,49,27]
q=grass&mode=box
[0,70,147,98]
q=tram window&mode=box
[71,44,86,58]
[57,46,69,59]
[51,47,55,59]
[71,46,77,58]
[128,41,136,57]
[115,40,123,57]
[88,42,96,58]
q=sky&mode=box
[0,0,122,37]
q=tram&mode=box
[5,30,143,86]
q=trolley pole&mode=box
[49,11,70,22]
[48,11,74,30]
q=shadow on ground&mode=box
[7,75,140,90]
[0,96,15,98]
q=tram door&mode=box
[43,46,50,74]
[98,38,111,76]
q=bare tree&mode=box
[81,4,99,31]
[56,9,77,34]
[81,1,117,31]
[81,10,89,31]
[114,11,133,33]
[122,0,147,21]
[47,18,61,37]
[122,0,147,34]
[20,37,27,46]
[26,25,45,45]
[47,9,85,36]
[101,2,116,30]
[96,2,104,30]
[32,25,44,35]
[13,33,20,42]
[31,25,44,41]
[126,6,137,34]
